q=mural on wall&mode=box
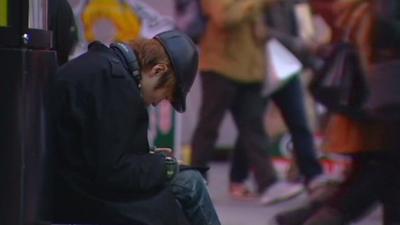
[68,0,180,154]
[82,0,142,44]
[68,0,174,50]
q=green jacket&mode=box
[199,0,271,83]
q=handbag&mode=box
[309,41,369,119]
[308,2,372,119]
[262,38,303,96]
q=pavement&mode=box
[207,162,381,225]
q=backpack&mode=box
[174,0,207,44]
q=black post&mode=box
[0,0,56,225]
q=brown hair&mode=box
[128,38,177,93]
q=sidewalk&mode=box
[207,162,381,225]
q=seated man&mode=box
[50,30,221,225]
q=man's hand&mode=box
[164,156,179,180]
[149,146,179,180]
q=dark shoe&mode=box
[307,179,340,204]
[303,207,346,225]
[274,203,321,225]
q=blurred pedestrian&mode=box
[230,0,331,205]
[273,0,400,224]
[191,0,304,203]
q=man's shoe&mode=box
[260,180,304,205]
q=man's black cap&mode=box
[154,30,199,113]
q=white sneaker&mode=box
[307,174,332,191]
[260,180,304,205]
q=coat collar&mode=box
[88,41,109,51]
[88,41,131,78]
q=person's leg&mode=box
[271,76,322,182]
[170,170,221,225]
[328,153,383,221]
[381,151,400,225]
[228,135,255,198]
[275,152,381,225]
[301,152,383,225]
[382,179,400,225]
[230,82,277,193]
[382,177,400,225]
[229,96,272,185]
[229,137,250,184]
[229,135,259,199]
[302,207,347,225]
[191,71,237,169]
[274,184,339,225]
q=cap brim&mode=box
[171,88,186,113]
[154,30,198,113]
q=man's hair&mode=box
[129,39,177,93]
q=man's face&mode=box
[141,64,175,107]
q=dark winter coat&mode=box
[50,41,180,225]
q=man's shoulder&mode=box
[56,49,113,82]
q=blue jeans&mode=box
[270,76,322,181]
[170,170,221,225]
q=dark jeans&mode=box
[231,76,322,184]
[191,71,277,193]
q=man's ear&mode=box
[150,64,168,77]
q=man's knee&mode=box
[177,170,206,184]
[172,170,207,195]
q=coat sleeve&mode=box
[375,17,400,51]
[356,0,400,53]
[64,64,168,193]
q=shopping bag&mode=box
[293,2,315,43]
[262,38,303,96]
[309,42,369,119]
